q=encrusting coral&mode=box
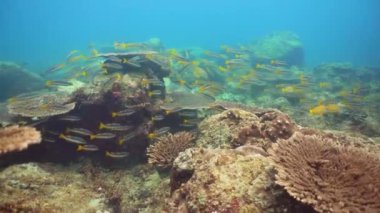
[197,108,297,150]
[269,132,380,213]
[147,131,195,168]
[0,125,41,154]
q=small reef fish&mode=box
[66,50,79,59]
[218,66,229,73]
[141,78,164,88]
[67,54,87,63]
[203,50,226,59]
[105,151,129,158]
[270,60,287,66]
[180,118,199,127]
[319,82,331,88]
[45,63,65,74]
[66,128,93,136]
[90,132,116,140]
[122,58,141,68]
[58,115,82,122]
[167,49,188,61]
[178,110,198,118]
[118,132,137,145]
[45,80,73,87]
[102,62,123,70]
[45,130,60,136]
[164,107,183,115]
[91,48,99,57]
[113,42,143,49]
[147,127,170,139]
[59,134,87,144]
[148,90,162,97]
[224,59,247,67]
[43,137,56,143]
[111,109,136,118]
[151,114,165,121]
[108,56,123,63]
[99,122,132,131]
[280,85,302,94]
[309,104,341,116]
[77,144,99,152]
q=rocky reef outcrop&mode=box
[250,32,304,66]
[0,61,44,101]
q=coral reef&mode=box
[147,131,195,168]
[196,108,261,149]
[168,147,311,212]
[269,132,380,213]
[0,125,41,154]
[197,108,297,150]
[0,161,170,212]
[0,61,44,101]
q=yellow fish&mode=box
[319,82,331,88]
[309,104,341,115]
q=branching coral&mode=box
[147,131,194,168]
[269,132,380,213]
[0,125,41,154]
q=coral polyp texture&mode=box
[0,125,41,154]
[147,131,195,168]
[269,132,380,213]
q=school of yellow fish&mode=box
[15,38,378,157]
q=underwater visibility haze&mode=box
[0,0,379,212]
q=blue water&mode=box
[1,0,380,72]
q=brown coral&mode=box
[269,132,380,213]
[0,125,41,154]
[259,111,297,142]
[147,131,194,168]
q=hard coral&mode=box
[259,111,297,142]
[169,147,308,212]
[7,91,75,117]
[269,132,380,213]
[147,131,195,168]
[0,125,41,154]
